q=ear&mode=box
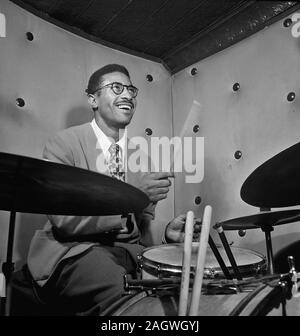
[88,94,98,110]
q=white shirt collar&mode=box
[90,119,127,157]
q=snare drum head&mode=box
[141,243,266,278]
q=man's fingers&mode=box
[154,179,172,187]
[144,178,172,189]
[148,172,174,180]
[177,213,187,220]
[150,193,168,203]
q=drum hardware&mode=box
[107,273,300,316]
[237,142,300,275]
[227,256,299,316]
[123,270,300,296]
[251,261,264,275]
[219,210,300,276]
[136,254,143,275]
[123,274,181,293]
[261,224,274,274]
[228,279,286,316]
[0,152,150,316]
[288,256,300,298]
[205,267,218,279]
[118,254,300,316]
[123,275,240,295]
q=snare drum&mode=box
[139,243,267,279]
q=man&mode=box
[27,64,195,315]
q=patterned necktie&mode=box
[107,143,132,234]
[107,143,125,182]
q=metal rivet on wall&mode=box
[233,83,240,92]
[194,196,202,205]
[26,32,34,41]
[16,98,25,107]
[146,74,153,82]
[234,150,242,160]
[145,128,153,136]
[283,18,292,27]
[193,125,200,133]
[287,92,296,102]
[238,229,246,237]
[190,67,197,76]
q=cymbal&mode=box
[219,209,300,230]
[241,142,300,208]
[0,152,149,216]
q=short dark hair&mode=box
[85,64,130,95]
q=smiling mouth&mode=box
[115,102,134,111]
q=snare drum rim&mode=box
[140,243,267,279]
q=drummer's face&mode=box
[93,71,137,129]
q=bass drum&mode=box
[140,243,267,280]
[103,282,299,316]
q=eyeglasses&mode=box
[92,82,139,98]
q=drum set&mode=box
[103,142,300,316]
[0,142,300,316]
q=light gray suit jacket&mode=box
[27,122,155,286]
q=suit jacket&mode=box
[27,122,155,286]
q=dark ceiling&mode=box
[11,0,300,74]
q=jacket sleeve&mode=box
[43,133,124,237]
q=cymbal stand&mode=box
[260,224,274,275]
[1,209,16,316]
[0,158,22,316]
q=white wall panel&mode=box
[172,14,300,260]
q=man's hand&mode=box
[138,172,174,203]
[165,214,202,243]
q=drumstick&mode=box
[193,217,231,279]
[189,205,212,316]
[214,223,243,281]
[208,235,232,280]
[170,101,202,175]
[178,210,194,316]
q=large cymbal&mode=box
[0,152,149,215]
[241,142,300,208]
[219,209,300,230]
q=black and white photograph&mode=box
[0,0,300,323]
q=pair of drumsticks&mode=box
[178,206,212,316]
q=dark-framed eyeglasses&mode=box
[92,82,139,98]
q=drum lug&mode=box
[156,265,162,279]
[137,255,143,274]
[287,256,300,298]
[254,264,261,274]
[205,268,217,279]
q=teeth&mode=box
[117,104,131,110]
